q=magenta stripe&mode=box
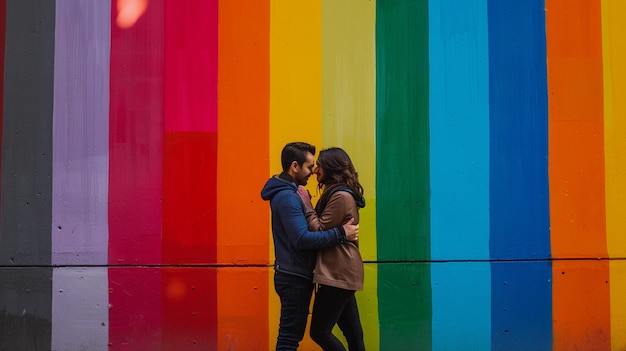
[163,0,217,133]
[52,0,110,265]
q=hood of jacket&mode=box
[315,184,365,215]
[346,187,366,209]
[261,175,296,201]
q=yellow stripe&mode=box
[269,1,323,349]
[601,0,626,348]
[322,0,379,348]
[321,0,376,260]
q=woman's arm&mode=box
[306,192,353,231]
[275,191,349,249]
[297,189,360,244]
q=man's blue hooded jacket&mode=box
[261,174,347,280]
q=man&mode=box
[261,142,359,351]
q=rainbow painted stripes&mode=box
[0,0,625,350]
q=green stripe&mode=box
[376,0,431,349]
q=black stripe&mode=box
[0,1,55,349]
[1,0,55,266]
[0,267,52,350]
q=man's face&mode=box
[294,152,315,186]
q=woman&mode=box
[297,147,366,351]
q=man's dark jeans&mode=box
[274,271,314,351]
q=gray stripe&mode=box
[52,267,108,351]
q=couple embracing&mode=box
[261,142,366,351]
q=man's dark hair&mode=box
[281,142,316,171]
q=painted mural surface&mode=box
[0,0,625,350]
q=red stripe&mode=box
[162,132,217,263]
[162,0,218,348]
[161,268,217,349]
[109,0,164,348]
[108,268,163,350]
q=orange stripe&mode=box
[546,0,610,348]
[217,0,270,348]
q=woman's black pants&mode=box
[310,284,365,351]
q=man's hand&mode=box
[343,217,359,242]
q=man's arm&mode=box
[297,186,359,242]
[277,192,357,250]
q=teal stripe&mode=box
[376,0,431,349]
[429,0,489,261]
[429,0,491,349]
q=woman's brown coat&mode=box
[304,191,364,291]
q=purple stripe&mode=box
[52,0,110,265]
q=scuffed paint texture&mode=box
[0,0,625,350]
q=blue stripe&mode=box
[488,0,550,260]
[491,261,553,350]
[488,0,552,349]
[429,0,491,349]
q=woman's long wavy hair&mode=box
[316,147,364,197]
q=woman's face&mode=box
[314,161,325,184]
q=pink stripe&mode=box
[164,0,217,132]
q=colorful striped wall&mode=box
[0,0,625,350]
